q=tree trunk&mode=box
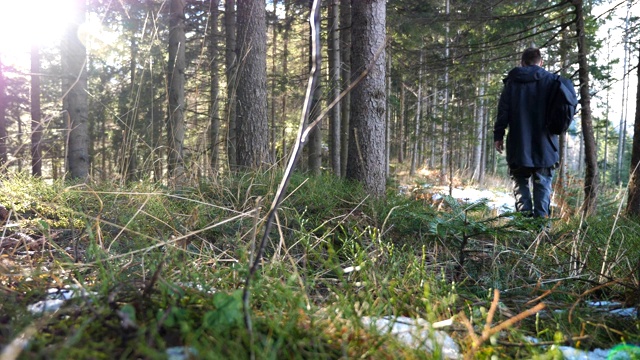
[473,81,485,183]
[346,0,386,196]
[430,87,438,169]
[603,81,610,186]
[0,57,6,172]
[385,49,391,177]
[122,36,138,183]
[307,0,322,175]
[625,48,640,216]
[31,45,42,177]
[410,50,424,177]
[225,0,237,169]
[339,0,351,177]
[269,0,278,163]
[615,0,633,185]
[236,0,270,169]
[280,1,291,164]
[149,43,164,182]
[328,0,341,176]
[557,28,571,189]
[307,93,322,174]
[398,79,405,163]
[17,104,23,171]
[440,0,450,182]
[574,0,599,216]
[167,0,186,182]
[479,73,490,183]
[62,0,89,180]
[209,0,221,175]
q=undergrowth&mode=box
[1,171,639,359]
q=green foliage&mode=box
[203,290,244,331]
[0,172,81,228]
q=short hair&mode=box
[521,48,542,66]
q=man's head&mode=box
[521,47,542,66]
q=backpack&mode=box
[546,74,578,135]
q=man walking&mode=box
[494,47,569,218]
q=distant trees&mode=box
[0,0,636,206]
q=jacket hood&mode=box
[505,65,546,83]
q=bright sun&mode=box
[0,0,75,62]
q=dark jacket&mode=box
[493,65,558,168]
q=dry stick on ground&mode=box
[142,260,164,299]
[460,289,546,359]
[568,279,618,323]
[0,316,52,360]
[525,280,563,305]
[240,0,387,355]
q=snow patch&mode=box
[361,316,460,359]
[427,185,515,214]
[27,285,95,314]
[558,344,640,360]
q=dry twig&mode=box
[460,289,546,359]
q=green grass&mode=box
[1,171,639,359]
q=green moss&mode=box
[1,172,639,359]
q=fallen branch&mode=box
[460,289,546,359]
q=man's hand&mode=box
[494,140,504,154]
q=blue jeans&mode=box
[509,166,554,218]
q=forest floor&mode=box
[1,170,640,359]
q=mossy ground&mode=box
[1,170,639,359]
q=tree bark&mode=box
[62,0,89,180]
[151,44,164,182]
[225,0,237,169]
[31,45,43,177]
[236,0,270,169]
[209,0,221,175]
[385,48,391,177]
[625,48,640,216]
[615,0,633,185]
[339,0,351,177]
[557,28,572,190]
[440,0,450,182]
[167,0,186,182]
[410,50,424,177]
[473,70,486,183]
[573,0,599,216]
[280,1,291,163]
[0,57,6,172]
[122,36,138,182]
[269,0,278,163]
[328,0,341,176]
[398,79,405,164]
[307,0,322,175]
[346,0,386,196]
